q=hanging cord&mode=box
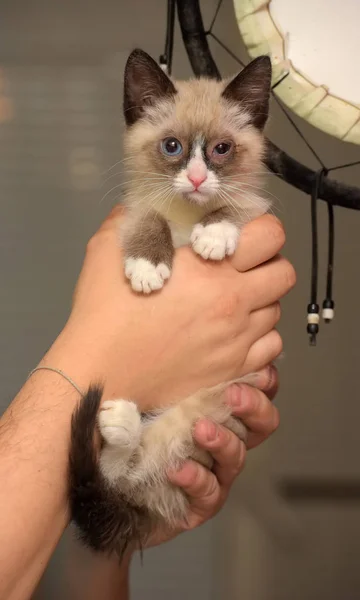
[159,0,176,75]
[307,168,327,345]
[322,197,335,323]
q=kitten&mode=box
[69,49,272,558]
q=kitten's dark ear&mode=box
[222,56,272,130]
[123,49,177,126]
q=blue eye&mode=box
[161,137,183,156]
[213,142,232,156]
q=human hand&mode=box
[145,366,278,547]
[48,206,294,410]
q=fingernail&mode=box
[226,384,244,408]
[206,421,218,442]
[266,365,274,390]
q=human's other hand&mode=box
[145,365,278,547]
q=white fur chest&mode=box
[155,194,208,249]
[169,221,193,248]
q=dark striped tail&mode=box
[68,384,148,558]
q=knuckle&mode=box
[269,217,286,250]
[233,441,247,474]
[283,260,297,290]
[205,472,219,498]
[86,229,113,254]
[274,301,281,323]
[86,233,101,254]
[272,330,283,357]
[189,465,202,489]
[270,407,280,433]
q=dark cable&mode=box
[327,160,360,172]
[307,169,327,345]
[326,201,334,299]
[322,198,335,323]
[160,0,176,75]
[208,0,223,34]
[271,71,290,91]
[208,32,245,67]
[272,95,327,169]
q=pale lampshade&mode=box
[233,0,360,144]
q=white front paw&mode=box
[99,399,141,448]
[191,221,239,260]
[125,258,171,294]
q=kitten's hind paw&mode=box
[125,258,171,294]
[191,222,239,260]
[99,399,141,449]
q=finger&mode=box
[242,329,283,374]
[193,421,246,488]
[245,302,281,345]
[227,364,279,400]
[251,364,279,400]
[231,214,285,272]
[97,203,126,233]
[225,383,280,449]
[168,459,221,509]
[243,255,296,311]
[85,205,126,262]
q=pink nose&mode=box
[188,174,206,189]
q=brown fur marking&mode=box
[201,206,239,226]
[123,211,174,268]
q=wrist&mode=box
[42,321,142,408]
[47,315,164,409]
[41,321,109,396]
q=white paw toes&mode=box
[191,221,239,260]
[125,258,171,294]
[99,399,141,448]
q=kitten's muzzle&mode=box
[188,174,206,189]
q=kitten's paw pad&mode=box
[191,222,239,260]
[125,258,170,294]
[99,400,141,448]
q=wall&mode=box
[0,1,359,598]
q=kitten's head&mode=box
[123,49,272,215]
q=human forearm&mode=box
[0,329,101,600]
[74,552,132,600]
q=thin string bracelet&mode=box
[27,366,84,397]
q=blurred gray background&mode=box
[1,0,360,598]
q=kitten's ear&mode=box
[123,49,177,126]
[222,56,272,130]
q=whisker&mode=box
[217,190,245,221]
[129,185,174,209]
[100,175,175,204]
[138,187,175,231]
[99,181,169,204]
[222,182,281,205]
[124,170,173,179]
[102,176,173,188]
[224,171,277,179]
[220,187,281,217]
[151,188,175,222]
[101,155,135,176]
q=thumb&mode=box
[97,203,126,234]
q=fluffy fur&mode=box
[69,48,272,557]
